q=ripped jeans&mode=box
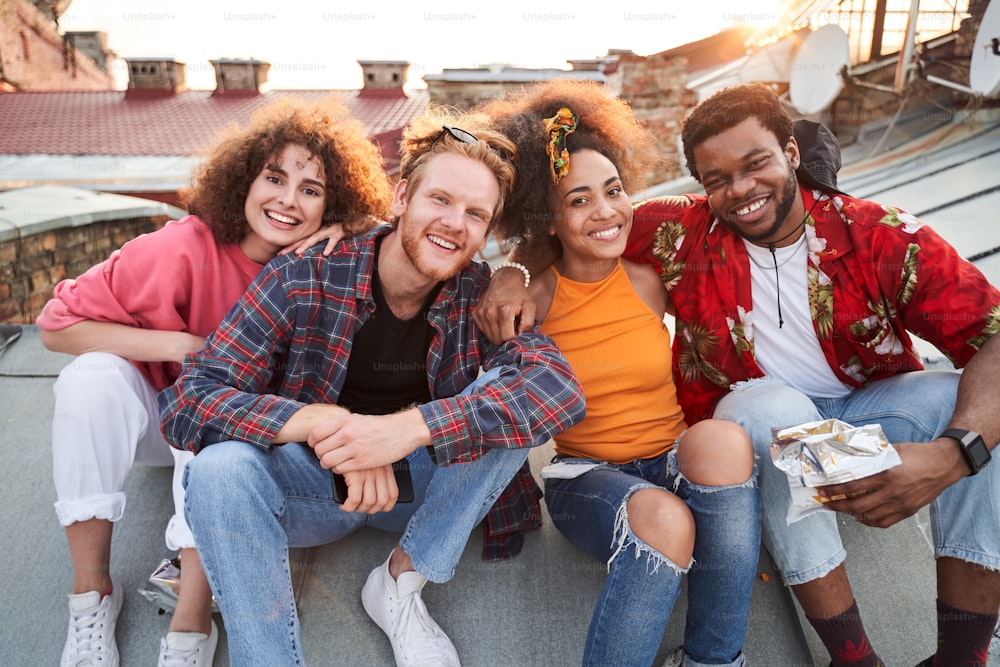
[544,448,758,667]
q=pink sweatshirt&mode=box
[37,215,264,391]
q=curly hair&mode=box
[181,95,393,245]
[396,106,517,226]
[476,79,662,249]
[681,82,794,183]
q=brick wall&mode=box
[425,80,510,110]
[425,55,694,187]
[0,0,114,91]
[617,52,696,185]
[0,216,168,323]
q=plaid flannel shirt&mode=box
[159,226,585,559]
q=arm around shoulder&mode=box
[472,239,559,344]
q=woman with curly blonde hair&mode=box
[38,95,391,667]
[478,80,760,667]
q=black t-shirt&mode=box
[337,238,438,415]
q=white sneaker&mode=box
[361,555,460,666]
[61,580,124,667]
[157,620,219,667]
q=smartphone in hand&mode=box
[331,458,414,504]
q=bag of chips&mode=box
[770,419,901,524]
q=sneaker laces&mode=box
[159,642,204,667]
[66,606,110,663]
[393,590,453,666]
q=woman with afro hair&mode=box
[477,80,760,667]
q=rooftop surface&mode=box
[2,103,1000,666]
[1,325,814,666]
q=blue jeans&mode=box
[544,449,759,667]
[184,437,529,665]
[712,371,1000,585]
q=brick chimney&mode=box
[357,60,408,97]
[124,57,186,97]
[210,58,270,96]
[65,31,114,72]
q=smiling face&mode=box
[693,117,805,247]
[241,143,327,262]
[392,151,497,283]
[549,149,633,281]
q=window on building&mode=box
[814,0,971,63]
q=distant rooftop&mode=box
[422,67,605,84]
[0,89,429,157]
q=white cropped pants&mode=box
[51,351,194,550]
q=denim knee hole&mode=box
[608,487,690,576]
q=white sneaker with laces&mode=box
[61,580,124,667]
[362,555,460,667]
[157,619,219,667]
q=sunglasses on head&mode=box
[429,126,509,162]
[404,125,511,181]
[430,125,482,149]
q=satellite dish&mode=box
[788,25,850,114]
[969,0,1000,97]
[739,38,799,84]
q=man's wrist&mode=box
[940,428,992,475]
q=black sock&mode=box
[807,600,884,667]
[933,598,997,667]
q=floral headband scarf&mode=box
[543,107,578,183]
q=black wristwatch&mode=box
[940,428,992,475]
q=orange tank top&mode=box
[541,259,686,464]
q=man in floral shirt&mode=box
[626,83,1000,667]
[481,83,1000,666]
[159,113,585,666]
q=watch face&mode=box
[968,437,992,469]
[943,428,992,474]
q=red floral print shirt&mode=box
[626,187,1000,423]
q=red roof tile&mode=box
[0,89,429,160]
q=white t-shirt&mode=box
[744,236,851,398]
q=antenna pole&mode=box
[923,74,975,95]
[894,0,921,93]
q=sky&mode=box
[58,0,785,91]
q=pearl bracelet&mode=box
[492,261,531,288]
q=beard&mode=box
[722,161,799,245]
[398,221,474,282]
